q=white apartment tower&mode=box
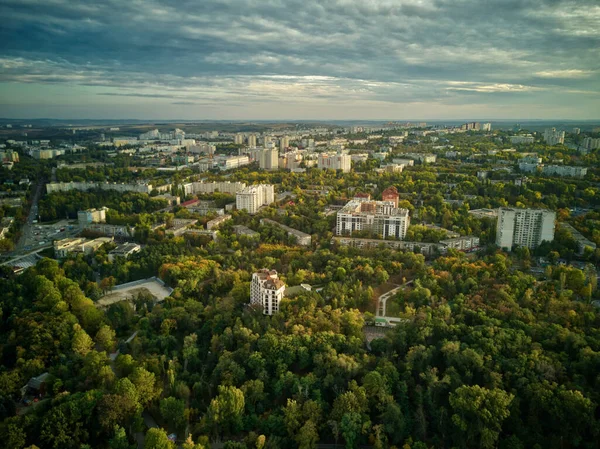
[318,152,352,173]
[543,128,565,145]
[259,148,279,170]
[279,136,290,151]
[250,269,286,315]
[247,134,257,147]
[496,208,556,250]
[234,133,244,145]
[236,184,275,214]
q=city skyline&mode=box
[1,0,599,120]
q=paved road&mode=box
[375,280,413,326]
[15,180,44,252]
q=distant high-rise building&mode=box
[259,148,279,170]
[247,134,257,147]
[543,128,565,145]
[482,123,492,131]
[496,207,555,250]
[582,137,600,150]
[279,136,290,151]
[234,133,244,145]
[317,152,351,172]
[250,269,285,315]
[573,127,581,135]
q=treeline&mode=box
[38,190,167,222]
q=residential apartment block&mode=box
[317,152,351,172]
[496,208,556,250]
[261,219,311,246]
[543,128,565,145]
[236,184,275,214]
[336,198,410,240]
[509,136,535,144]
[183,181,246,196]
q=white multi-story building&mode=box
[183,181,246,196]
[543,128,565,145]
[236,184,275,214]
[482,123,492,132]
[542,165,587,178]
[518,162,540,173]
[139,129,160,140]
[250,269,285,315]
[317,152,351,172]
[279,150,305,170]
[496,208,556,250]
[259,148,279,170]
[510,136,535,145]
[336,199,410,240]
[46,182,154,194]
[247,134,257,147]
[78,208,107,229]
[582,137,600,150]
[188,143,216,155]
[234,133,244,145]
[218,155,250,170]
[279,136,290,151]
[402,153,436,164]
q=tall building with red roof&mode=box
[382,186,399,208]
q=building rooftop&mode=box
[339,199,409,217]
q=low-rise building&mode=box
[260,218,312,246]
[83,223,134,238]
[509,135,535,144]
[332,236,445,256]
[401,153,436,164]
[183,181,246,196]
[108,242,141,262]
[542,165,587,178]
[154,194,180,206]
[206,214,232,230]
[47,182,153,194]
[233,225,260,238]
[78,208,107,229]
[440,236,480,251]
[167,219,198,237]
[559,223,596,255]
[54,237,113,258]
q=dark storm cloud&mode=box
[0,0,598,115]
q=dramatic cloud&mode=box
[0,0,598,119]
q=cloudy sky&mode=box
[0,0,599,120]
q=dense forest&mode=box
[1,238,599,449]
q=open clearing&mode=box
[97,278,172,307]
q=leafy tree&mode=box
[449,385,514,449]
[144,428,174,449]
